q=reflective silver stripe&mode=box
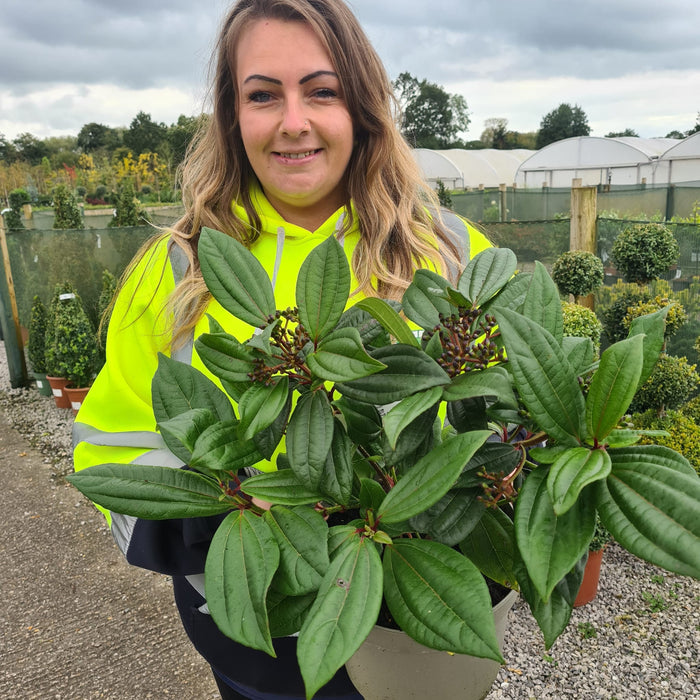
[168,241,189,284]
[440,208,470,264]
[72,421,167,450]
[272,226,285,291]
[334,211,346,247]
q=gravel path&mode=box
[1,343,698,700]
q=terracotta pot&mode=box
[64,386,91,416]
[46,375,71,409]
[574,548,605,607]
[31,371,54,397]
[345,589,518,700]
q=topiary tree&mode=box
[623,296,687,342]
[53,184,84,229]
[610,222,679,285]
[27,295,48,373]
[435,179,453,209]
[630,353,699,415]
[551,250,604,302]
[109,181,150,227]
[3,188,30,230]
[598,283,651,344]
[561,300,603,353]
[634,409,700,475]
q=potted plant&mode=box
[551,249,604,304]
[573,515,612,607]
[68,229,700,700]
[27,295,53,396]
[44,283,72,409]
[50,283,98,414]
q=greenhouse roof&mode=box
[659,131,700,160]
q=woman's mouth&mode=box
[275,149,320,161]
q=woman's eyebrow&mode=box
[242,70,338,86]
[243,74,282,85]
[299,70,338,84]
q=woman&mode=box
[73,0,491,698]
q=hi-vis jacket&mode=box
[72,185,491,697]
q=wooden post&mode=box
[0,214,28,387]
[498,183,507,222]
[570,178,598,310]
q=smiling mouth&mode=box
[276,149,320,159]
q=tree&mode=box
[164,114,203,170]
[77,122,112,153]
[123,111,167,157]
[52,184,84,229]
[605,128,639,138]
[392,72,470,148]
[536,103,590,149]
[12,132,49,165]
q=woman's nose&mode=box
[280,98,310,137]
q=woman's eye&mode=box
[248,91,273,103]
[313,88,338,99]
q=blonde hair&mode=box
[162,0,460,347]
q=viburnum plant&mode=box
[68,228,700,699]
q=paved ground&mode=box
[0,408,220,700]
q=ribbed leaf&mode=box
[377,430,491,523]
[265,506,329,596]
[521,261,563,342]
[561,336,595,376]
[319,419,354,505]
[596,445,700,579]
[458,247,517,306]
[355,297,419,346]
[515,467,595,601]
[383,539,502,660]
[266,590,316,638]
[241,470,324,506]
[205,510,279,655]
[199,227,275,327]
[66,463,232,518]
[402,269,453,330]
[442,365,516,406]
[307,327,387,382]
[158,407,217,455]
[238,376,290,441]
[337,344,450,404]
[547,447,611,516]
[190,420,264,473]
[627,305,669,386]
[333,395,382,444]
[296,236,350,342]
[195,332,257,384]
[495,308,586,445]
[482,270,532,315]
[586,335,643,441]
[384,386,443,449]
[298,535,383,699]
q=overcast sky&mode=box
[1,0,698,143]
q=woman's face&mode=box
[236,19,354,231]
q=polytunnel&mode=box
[655,132,700,185]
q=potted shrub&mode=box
[50,283,99,414]
[610,222,679,285]
[551,249,604,304]
[44,283,72,409]
[27,295,53,396]
[573,515,612,607]
[68,229,700,700]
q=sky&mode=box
[1,0,699,144]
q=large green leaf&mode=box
[442,365,516,406]
[199,227,276,327]
[252,388,292,460]
[596,445,700,579]
[495,308,586,445]
[190,420,264,473]
[383,539,502,660]
[377,430,491,523]
[237,376,290,441]
[296,236,350,342]
[333,395,382,444]
[307,327,387,382]
[286,390,334,491]
[195,332,257,384]
[265,506,329,596]
[66,463,232,518]
[383,386,443,449]
[355,298,419,347]
[627,305,670,387]
[459,507,518,589]
[561,336,595,377]
[241,470,324,506]
[546,447,612,516]
[521,261,563,342]
[205,510,280,655]
[266,590,316,638]
[337,344,450,404]
[514,467,596,601]
[297,534,383,699]
[585,335,643,442]
[482,270,532,315]
[157,407,218,455]
[402,269,453,330]
[458,247,517,307]
[319,419,355,505]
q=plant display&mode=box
[598,283,651,344]
[551,250,604,302]
[50,283,98,388]
[623,296,687,340]
[27,295,49,373]
[589,515,612,552]
[633,409,700,475]
[630,353,699,414]
[52,184,84,230]
[610,222,679,285]
[3,188,30,230]
[562,301,602,353]
[68,229,700,699]
[108,181,150,227]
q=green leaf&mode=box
[337,344,450,405]
[307,327,387,382]
[355,297,419,347]
[297,534,383,699]
[378,430,491,523]
[384,386,443,449]
[495,308,586,445]
[205,510,279,655]
[296,236,350,342]
[521,261,563,342]
[459,507,518,589]
[319,419,355,505]
[383,539,502,660]
[157,407,217,455]
[67,463,232,518]
[456,441,521,489]
[596,445,700,579]
[458,247,517,307]
[195,332,257,384]
[336,303,395,346]
[546,447,612,516]
[267,590,316,638]
[402,269,453,330]
[482,270,532,315]
[514,466,595,602]
[241,470,324,506]
[627,305,669,387]
[604,429,644,448]
[238,376,290,441]
[561,336,595,376]
[190,420,264,473]
[265,506,330,596]
[442,365,516,406]
[333,395,382,444]
[359,478,387,516]
[253,388,293,460]
[585,335,643,441]
[199,227,276,327]
[287,390,334,491]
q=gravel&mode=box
[1,344,698,700]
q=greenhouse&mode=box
[655,132,700,186]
